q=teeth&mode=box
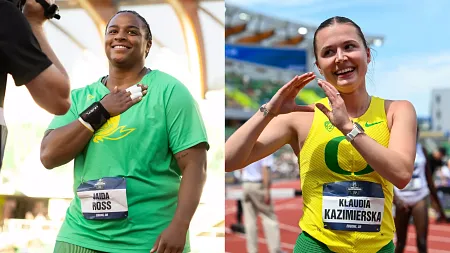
[336,68,354,75]
[113,46,127,49]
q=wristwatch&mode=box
[345,122,365,142]
[259,104,276,117]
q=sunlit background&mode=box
[0,0,224,252]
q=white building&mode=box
[430,89,450,133]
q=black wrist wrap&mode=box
[80,102,111,131]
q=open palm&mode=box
[316,79,352,131]
[266,72,316,115]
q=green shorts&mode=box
[53,241,107,253]
[293,232,395,253]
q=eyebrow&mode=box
[107,25,140,30]
[321,39,359,51]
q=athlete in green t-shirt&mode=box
[40,10,209,253]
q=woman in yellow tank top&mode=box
[225,16,417,253]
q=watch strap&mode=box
[346,122,363,142]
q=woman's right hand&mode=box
[265,72,316,115]
[100,84,148,117]
[23,0,53,25]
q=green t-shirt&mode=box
[48,70,209,253]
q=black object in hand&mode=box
[35,0,61,20]
[12,0,61,20]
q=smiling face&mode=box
[314,22,371,93]
[104,12,151,67]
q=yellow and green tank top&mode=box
[299,96,394,253]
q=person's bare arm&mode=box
[343,101,417,188]
[25,64,70,115]
[41,86,147,169]
[262,165,271,189]
[23,0,70,115]
[425,147,447,218]
[151,143,207,253]
[225,73,315,172]
[226,113,294,172]
[40,122,93,169]
[262,164,272,204]
[172,143,208,228]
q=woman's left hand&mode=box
[150,220,188,253]
[316,79,353,133]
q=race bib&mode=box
[77,177,128,220]
[322,181,385,232]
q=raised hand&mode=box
[315,79,352,132]
[100,84,148,117]
[265,72,316,116]
[23,0,53,25]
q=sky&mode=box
[225,0,450,117]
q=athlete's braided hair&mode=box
[110,10,152,41]
[105,10,152,58]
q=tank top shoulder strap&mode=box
[369,96,387,117]
[369,96,382,110]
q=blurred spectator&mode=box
[241,155,283,253]
[429,147,447,176]
[435,160,450,187]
